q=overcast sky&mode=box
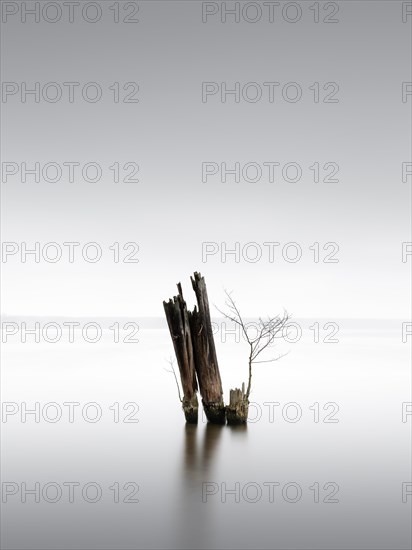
[1,0,411,319]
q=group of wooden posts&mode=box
[163,272,249,425]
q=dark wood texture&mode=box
[163,284,199,423]
[189,272,225,424]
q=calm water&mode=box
[1,322,411,549]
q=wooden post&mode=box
[189,272,226,424]
[226,382,249,425]
[163,284,199,423]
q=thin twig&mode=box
[164,357,183,403]
[216,291,290,399]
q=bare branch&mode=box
[215,289,252,344]
[216,290,290,399]
[164,357,183,403]
[253,350,291,363]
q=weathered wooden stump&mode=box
[226,383,249,425]
[164,272,226,424]
[163,284,199,423]
[189,272,226,424]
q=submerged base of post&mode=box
[226,386,249,425]
[182,395,199,424]
[203,400,226,424]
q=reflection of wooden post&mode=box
[189,272,226,424]
[163,284,198,423]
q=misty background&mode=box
[1,1,411,549]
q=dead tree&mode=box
[163,284,198,423]
[217,290,289,424]
[189,272,225,424]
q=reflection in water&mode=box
[183,423,198,474]
[182,422,224,491]
[183,422,248,477]
[228,423,248,438]
[173,422,248,549]
[201,423,224,471]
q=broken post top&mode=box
[190,273,206,293]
